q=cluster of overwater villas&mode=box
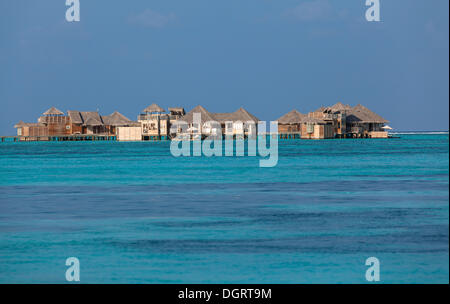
[14,102,390,141]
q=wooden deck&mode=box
[0,134,117,142]
[278,132,301,140]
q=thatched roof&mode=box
[67,111,83,124]
[213,108,259,123]
[181,105,216,124]
[14,121,44,128]
[81,112,103,126]
[179,106,260,125]
[330,102,352,112]
[14,121,26,128]
[347,104,388,124]
[68,111,104,126]
[213,112,235,122]
[102,111,131,126]
[43,107,64,116]
[142,103,165,113]
[277,109,306,124]
[234,107,260,123]
[302,117,326,124]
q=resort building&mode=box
[345,104,389,138]
[15,107,70,138]
[300,117,334,139]
[277,102,389,139]
[11,102,389,141]
[14,107,141,141]
[136,104,188,140]
[102,111,142,141]
[327,102,351,137]
[138,104,170,140]
[180,105,259,139]
[307,106,344,138]
[178,105,216,139]
[215,108,259,137]
[277,106,340,139]
[67,111,106,135]
[38,107,72,136]
[277,110,306,139]
[14,121,48,137]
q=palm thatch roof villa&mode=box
[277,110,306,139]
[180,105,259,138]
[102,112,142,141]
[137,103,189,140]
[277,102,389,139]
[138,103,170,140]
[9,101,390,142]
[346,104,389,137]
[13,107,140,141]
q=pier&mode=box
[0,134,117,143]
[278,132,301,140]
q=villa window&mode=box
[226,123,232,132]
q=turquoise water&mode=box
[0,134,448,283]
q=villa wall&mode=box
[301,124,334,139]
[369,131,388,138]
[117,126,142,141]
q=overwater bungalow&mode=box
[15,107,70,138]
[180,105,259,139]
[300,117,334,139]
[299,102,389,139]
[102,111,133,132]
[328,102,352,137]
[102,111,142,141]
[277,110,306,137]
[10,102,390,142]
[345,104,389,138]
[68,110,141,139]
[138,103,170,140]
[308,105,346,138]
[214,108,259,137]
[180,105,217,139]
[14,121,48,138]
[67,111,106,135]
[37,107,72,135]
[14,107,139,141]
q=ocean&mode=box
[0,134,448,283]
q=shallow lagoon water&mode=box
[0,134,448,283]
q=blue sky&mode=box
[0,0,448,134]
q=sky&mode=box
[0,0,448,134]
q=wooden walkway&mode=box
[278,132,301,140]
[0,134,117,142]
